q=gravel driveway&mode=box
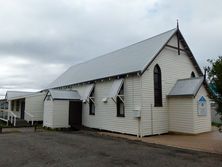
[0,130,221,167]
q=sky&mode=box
[0,0,222,98]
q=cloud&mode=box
[0,0,221,98]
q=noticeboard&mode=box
[197,96,207,116]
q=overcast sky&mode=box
[0,0,221,98]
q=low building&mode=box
[43,89,81,128]
[1,91,46,126]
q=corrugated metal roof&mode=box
[109,79,124,98]
[48,89,81,100]
[168,77,204,97]
[47,28,178,89]
[5,91,35,100]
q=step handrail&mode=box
[24,111,34,125]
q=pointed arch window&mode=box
[191,71,195,78]
[154,64,162,107]
[89,88,95,115]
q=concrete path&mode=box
[98,127,222,154]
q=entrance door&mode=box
[69,101,82,129]
[20,100,25,119]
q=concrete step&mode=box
[15,118,31,127]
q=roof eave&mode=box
[47,70,141,90]
[52,98,81,101]
[167,94,195,98]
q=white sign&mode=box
[197,96,207,116]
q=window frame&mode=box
[153,64,163,107]
[117,83,125,117]
[191,71,196,78]
[89,88,95,115]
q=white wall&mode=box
[25,93,45,121]
[168,97,195,133]
[52,100,70,128]
[43,99,53,127]
[193,85,211,133]
[168,85,211,134]
[71,75,142,136]
[43,99,70,128]
[141,34,199,136]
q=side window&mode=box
[89,89,95,115]
[117,83,125,117]
[191,71,195,78]
[154,64,162,107]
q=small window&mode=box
[154,64,162,107]
[117,84,125,117]
[191,71,195,78]
[46,95,51,101]
[89,89,95,115]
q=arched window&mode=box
[89,88,95,115]
[191,71,195,78]
[154,64,162,107]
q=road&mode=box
[0,130,221,167]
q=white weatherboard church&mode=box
[44,27,211,136]
[1,27,211,136]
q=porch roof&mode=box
[5,91,35,100]
[168,77,204,97]
[47,89,81,101]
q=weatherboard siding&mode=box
[43,100,70,128]
[168,97,194,133]
[25,93,45,121]
[71,75,142,135]
[43,100,54,127]
[52,100,70,128]
[141,34,199,136]
[193,85,211,133]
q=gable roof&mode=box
[47,89,81,100]
[47,28,203,89]
[5,91,35,100]
[168,77,204,97]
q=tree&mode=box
[207,56,222,121]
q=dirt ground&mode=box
[0,130,221,167]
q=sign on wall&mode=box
[197,96,207,116]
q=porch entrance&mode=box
[69,101,82,129]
